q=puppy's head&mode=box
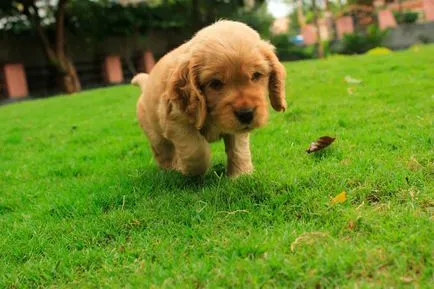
[168,20,286,133]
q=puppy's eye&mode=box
[208,79,224,90]
[251,72,262,82]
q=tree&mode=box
[0,0,81,93]
[188,0,267,33]
[0,0,272,95]
[297,0,306,28]
[348,0,375,5]
[311,0,324,58]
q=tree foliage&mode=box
[67,0,270,38]
[0,0,81,93]
[340,24,387,54]
[0,0,274,93]
[1,0,271,38]
[67,0,189,39]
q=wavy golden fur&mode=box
[132,20,286,177]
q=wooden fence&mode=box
[0,29,185,100]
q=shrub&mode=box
[393,11,418,24]
[339,25,388,55]
[233,4,274,39]
[366,47,392,55]
[269,34,314,61]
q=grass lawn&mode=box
[1,45,433,288]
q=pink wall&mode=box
[378,10,397,30]
[336,16,354,39]
[3,64,28,98]
[103,56,123,84]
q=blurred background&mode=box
[0,0,433,100]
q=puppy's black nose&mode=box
[234,108,254,124]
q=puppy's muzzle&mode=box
[234,108,255,124]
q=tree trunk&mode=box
[57,56,81,93]
[24,0,81,94]
[55,0,81,93]
[324,0,335,40]
[297,0,306,28]
[312,0,324,58]
[191,0,202,32]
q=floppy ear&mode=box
[260,42,287,112]
[168,57,207,129]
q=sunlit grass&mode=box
[0,45,433,288]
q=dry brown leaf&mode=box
[331,191,347,204]
[407,157,422,171]
[409,190,415,201]
[306,136,336,153]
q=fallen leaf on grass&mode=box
[331,191,347,204]
[408,190,415,201]
[344,75,362,84]
[399,276,413,283]
[217,210,249,218]
[407,156,422,171]
[290,232,328,252]
[306,136,336,153]
[348,215,362,230]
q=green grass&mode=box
[1,45,433,288]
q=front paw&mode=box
[173,157,210,177]
[227,163,253,178]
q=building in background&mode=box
[118,0,257,7]
[271,17,290,34]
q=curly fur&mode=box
[133,20,286,177]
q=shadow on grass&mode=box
[44,160,340,231]
[45,156,333,222]
[309,149,333,160]
[106,162,283,210]
[308,147,343,163]
[137,162,228,190]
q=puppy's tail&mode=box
[131,73,149,93]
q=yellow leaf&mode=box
[331,192,347,204]
[399,276,413,283]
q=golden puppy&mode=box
[132,20,286,177]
